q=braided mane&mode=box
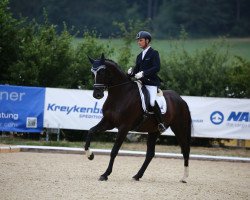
[104,59,128,78]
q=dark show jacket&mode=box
[132,47,161,86]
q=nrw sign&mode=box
[228,112,250,122]
[181,96,250,140]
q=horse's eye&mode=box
[99,69,105,76]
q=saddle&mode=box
[135,81,167,114]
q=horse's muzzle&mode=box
[93,87,105,99]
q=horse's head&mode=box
[88,54,109,99]
[89,53,129,99]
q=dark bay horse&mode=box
[84,54,192,183]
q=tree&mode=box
[0,0,24,84]
[2,0,250,98]
[160,38,232,97]
[8,0,250,38]
[67,30,114,89]
[227,57,250,98]
[113,19,149,69]
[8,15,75,87]
[154,0,250,38]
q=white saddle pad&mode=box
[135,81,167,114]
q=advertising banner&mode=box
[0,85,45,132]
[44,88,106,130]
[181,96,250,139]
[2,85,249,139]
[44,87,250,140]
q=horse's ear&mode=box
[100,53,105,64]
[87,55,94,64]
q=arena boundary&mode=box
[1,145,249,163]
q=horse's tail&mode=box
[185,102,193,145]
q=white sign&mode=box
[181,96,250,139]
[44,88,106,130]
[44,88,250,140]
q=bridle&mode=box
[91,65,107,90]
[91,65,132,90]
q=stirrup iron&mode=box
[158,123,166,133]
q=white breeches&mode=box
[145,85,157,107]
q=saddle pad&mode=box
[135,81,167,114]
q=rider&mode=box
[127,31,166,133]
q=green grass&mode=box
[73,37,250,62]
[0,137,81,147]
[1,137,250,158]
[0,137,115,149]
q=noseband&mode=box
[93,83,107,90]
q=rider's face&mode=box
[137,38,149,49]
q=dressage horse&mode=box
[84,54,192,183]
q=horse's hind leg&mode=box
[133,132,158,181]
[180,144,190,183]
[171,122,190,183]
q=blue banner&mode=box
[0,85,45,132]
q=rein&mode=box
[107,80,133,89]
[94,80,134,90]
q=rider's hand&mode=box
[135,71,144,79]
[127,67,133,75]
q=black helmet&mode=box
[136,31,151,42]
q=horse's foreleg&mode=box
[99,128,128,181]
[84,118,111,160]
[133,132,158,181]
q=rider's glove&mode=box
[135,71,144,79]
[127,67,133,75]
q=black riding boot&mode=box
[153,101,166,133]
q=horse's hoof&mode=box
[88,153,94,160]
[132,175,140,181]
[180,179,187,183]
[99,175,108,181]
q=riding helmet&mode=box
[136,31,151,42]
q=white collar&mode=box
[142,46,151,59]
